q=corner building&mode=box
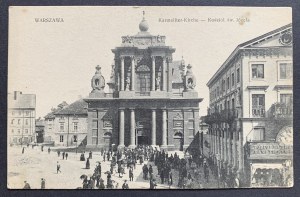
[85,15,202,151]
[206,24,293,187]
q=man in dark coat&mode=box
[142,164,149,180]
[129,167,134,181]
[86,158,90,169]
[57,161,61,173]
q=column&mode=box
[161,109,167,148]
[224,128,227,162]
[118,109,125,148]
[162,57,166,91]
[130,56,135,91]
[129,108,135,148]
[151,109,156,145]
[151,56,156,91]
[238,130,243,173]
[233,130,237,168]
[120,56,125,91]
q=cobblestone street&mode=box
[8,146,219,189]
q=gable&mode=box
[241,24,292,48]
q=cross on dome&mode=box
[139,11,149,32]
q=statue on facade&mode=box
[156,76,161,91]
[91,65,105,93]
[184,64,196,91]
[125,76,131,91]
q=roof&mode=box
[44,110,58,119]
[207,23,292,87]
[54,99,88,115]
[8,91,36,109]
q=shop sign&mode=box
[249,142,293,159]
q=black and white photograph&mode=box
[7,6,293,189]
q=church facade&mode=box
[84,15,202,151]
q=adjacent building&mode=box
[53,99,88,147]
[84,14,202,151]
[44,101,68,143]
[206,24,293,187]
[35,118,45,143]
[8,91,36,145]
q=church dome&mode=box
[139,19,149,32]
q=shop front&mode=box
[246,138,293,187]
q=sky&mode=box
[8,6,292,118]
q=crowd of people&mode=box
[21,144,226,189]
[77,145,217,189]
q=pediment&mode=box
[241,24,292,49]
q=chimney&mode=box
[14,91,22,100]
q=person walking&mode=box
[57,161,61,173]
[142,164,149,180]
[41,178,45,189]
[86,158,90,169]
[129,167,134,181]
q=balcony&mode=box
[270,102,293,118]
[252,106,265,118]
[204,109,237,125]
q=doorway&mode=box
[138,136,149,145]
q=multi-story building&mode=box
[206,24,293,187]
[53,99,88,147]
[35,118,45,143]
[8,91,36,145]
[44,101,68,143]
[84,14,202,151]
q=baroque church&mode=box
[84,13,203,151]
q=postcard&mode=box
[7,6,293,189]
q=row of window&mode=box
[10,119,30,125]
[210,68,240,101]
[252,63,293,79]
[59,122,78,131]
[210,63,293,101]
[251,94,292,117]
[11,111,31,116]
[59,135,78,143]
[11,129,29,134]
[213,94,292,117]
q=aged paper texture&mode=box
[8,6,293,189]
